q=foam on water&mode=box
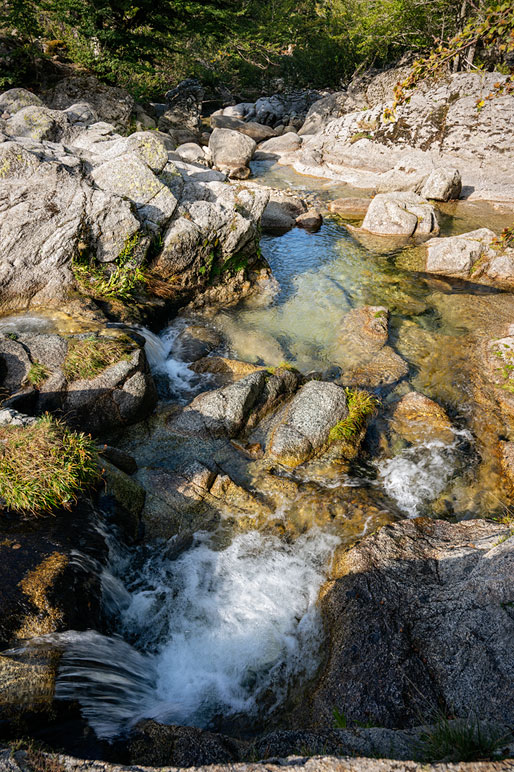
[376,438,465,517]
[55,529,339,739]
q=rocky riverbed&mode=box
[0,68,513,772]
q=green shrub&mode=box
[63,335,133,381]
[0,414,99,516]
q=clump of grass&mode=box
[417,717,511,762]
[329,388,379,443]
[63,335,133,381]
[72,233,147,301]
[0,414,100,516]
[26,361,50,388]
[267,361,299,375]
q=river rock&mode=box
[175,142,209,165]
[174,324,223,362]
[333,306,408,387]
[170,371,268,438]
[190,357,266,385]
[389,392,454,445]
[267,380,348,467]
[209,128,256,178]
[0,336,32,393]
[256,132,303,157]
[296,209,323,231]
[420,168,462,201]
[328,198,370,218]
[210,114,276,142]
[261,191,307,231]
[309,518,514,728]
[128,719,241,767]
[360,192,439,237]
[424,228,514,287]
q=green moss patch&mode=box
[63,335,133,381]
[0,414,99,515]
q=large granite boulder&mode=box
[425,228,514,287]
[267,380,348,467]
[309,518,514,728]
[210,114,276,142]
[360,192,439,237]
[332,306,408,388]
[0,331,156,434]
[209,128,256,179]
[0,87,43,116]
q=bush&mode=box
[0,414,100,515]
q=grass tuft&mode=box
[267,361,299,375]
[72,233,147,301]
[63,335,133,381]
[26,361,50,388]
[417,716,511,762]
[329,388,379,443]
[0,414,100,516]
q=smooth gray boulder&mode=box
[256,131,302,156]
[209,128,256,178]
[268,380,348,467]
[175,142,209,165]
[361,192,439,237]
[261,191,307,231]
[210,114,276,142]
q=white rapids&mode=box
[54,529,339,739]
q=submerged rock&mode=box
[389,392,454,445]
[333,306,408,388]
[308,518,514,728]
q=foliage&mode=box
[72,233,147,302]
[0,413,99,515]
[329,388,379,443]
[63,335,133,381]
[394,2,514,109]
[267,361,299,374]
[417,716,511,762]
[26,361,50,387]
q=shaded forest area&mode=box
[1,0,513,101]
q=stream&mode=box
[2,160,513,743]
